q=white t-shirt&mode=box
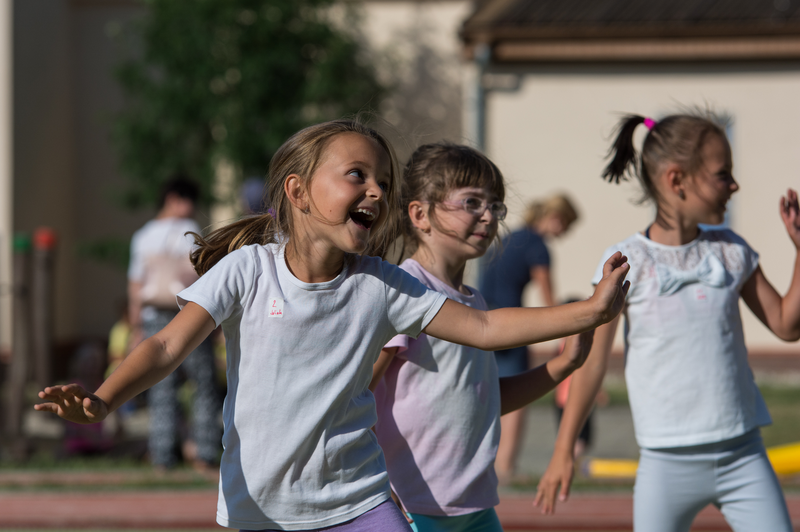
[177,244,447,530]
[374,259,500,516]
[593,229,771,449]
[128,217,200,282]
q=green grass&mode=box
[600,381,800,446]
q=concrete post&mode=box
[6,234,31,446]
[0,0,13,357]
[31,227,56,389]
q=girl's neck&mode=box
[410,245,470,294]
[647,212,700,246]
[284,240,345,284]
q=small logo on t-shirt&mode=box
[269,297,284,318]
[696,287,707,301]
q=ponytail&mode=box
[190,213,278,276]
[601,114,647,185]
[601,111,727,205]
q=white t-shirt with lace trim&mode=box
[592,229,771,449]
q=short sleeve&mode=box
[591,243,628,286]
[382,262,448,339]
[384,334,410,355]
[524,235,551,268]
[127,230,145,282]
[724,230,760,289]
[176,247,257,326]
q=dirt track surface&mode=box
[1,490,799,530]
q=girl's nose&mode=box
[479,206,496,224]
[368,180,385,201]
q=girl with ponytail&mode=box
[536,112,800,532]
[35,119,630,531]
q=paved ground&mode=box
[7,358,798,530]
[1,486,799,530]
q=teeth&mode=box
[354,208,375,220]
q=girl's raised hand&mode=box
[780,189,800,249]
[34,384,108,424]
[590,252,630,324]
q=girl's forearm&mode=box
[480,301,599,350]
[95,335,184,413]
[499,355,574,415]
[552,317,618,454]
[96,303,217,413]
[780,249,800,337]
[425,299,600,351]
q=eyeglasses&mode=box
[441,197,507,221]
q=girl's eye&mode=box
[464,197,483,210]
[379,182,389,192]
[348,169,364,179]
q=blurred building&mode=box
[459,0,800,352]
[3,0,800,360]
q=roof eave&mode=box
[462,35,800,62]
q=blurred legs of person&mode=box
[494,345,529,484]
[144,308,220,470]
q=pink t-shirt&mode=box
[373,259,501,516]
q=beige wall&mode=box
[14,0,148,343]
[485,63,800,352]
[361,0,472,160]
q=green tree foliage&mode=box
[113,0,385,208]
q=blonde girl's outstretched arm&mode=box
[741,188,800,342]
[35,302,217,424]
[424,252,629,349]
[534,313,621,514]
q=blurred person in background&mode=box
[128,176,221,472]
[480,194,579,484]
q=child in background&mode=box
[35,120,629,532]
[371,143,595,532]
[535,112,800,532]
[480,194,579,483]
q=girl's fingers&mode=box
[61,383,91,400]
[33,402,59,413]
[559,477,571,502]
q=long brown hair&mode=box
[190,119,400,275]
[400,142,505,259]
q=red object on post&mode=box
[33,227,57,250]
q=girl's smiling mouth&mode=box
[350,207,377,230]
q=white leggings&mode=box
[634,429,792,532]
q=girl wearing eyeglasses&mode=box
[479,193,579,484]
[369,143,598,532]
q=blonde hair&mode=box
[400,142,505,258]
[523,194,579,228]
[190,119,400,275]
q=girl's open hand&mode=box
[34,384,108,424]
[780,189,800,250]
[561,330,595,370]
[590,252,630,324]
[534,446,574,514]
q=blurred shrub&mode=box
[112,0,385,208]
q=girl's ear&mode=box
[285,174,309,212]
[665,163,686,200]
[408,201,432,234]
